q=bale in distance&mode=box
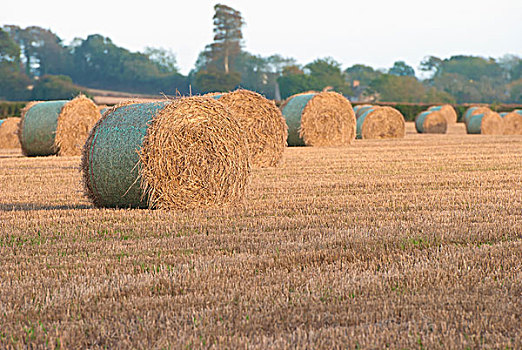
[466,111,503,135]
[212,89,287,168]
[356,106,405,139]
[428,104,457,124]
[19,95,100,156]
[354,105,374,119]
[0,117,21,149]
[82,97,250,210]
[415,111,448,134]
[281,91,356,146]
[463,106,490,125]
[501,111,522,135]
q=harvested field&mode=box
[0,129,521,349]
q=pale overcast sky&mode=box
[1,0,521,75]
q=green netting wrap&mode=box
[83,102,168,208]
[429,106,442,111]
[20,101,67,156]
[356,107,377,139]
[0,120,5,127]
[515,110,522,116]
[467,114,486,134]
[500,112,508,117]
[281,93,316,146]
[356,105,373,118]
[415,111,431,133]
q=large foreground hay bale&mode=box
[281,91,356,146]
[501,111,522,135]
[82,97,250,209]
[213,89,287,168]
[428,104,457,124]
[415,111,448,134]
[19,95,100,156]
[0,117,21,149]
[356,106,405,139]
[463,106,490,125]
[466,111,503,134]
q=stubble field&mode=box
[0,123,521,349]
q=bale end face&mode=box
[357,106,405,139]
[502,112,522,135]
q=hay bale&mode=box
[0,117,21,149]
[19,95,100,156]
[415,111,448,134]
[281,91,356,146]
[356,106,405,139]
[82,97,250,209]
[213,89,287,168]
[466,111,503,134]
[501,111,522,135]
[279,90,318,111]
[428,104,457,124]
[354,105,374,118]
[463,106,490,125]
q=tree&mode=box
[204,4,244,73]
[345,64,382,86]
[192,70,240,93]
[31,75,83,100]
[305,57,350,94]
[0,28,31,100]
[369,74,454,103]
[143,47,178,73]
[389,61,415,77]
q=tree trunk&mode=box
[224,47,229,74]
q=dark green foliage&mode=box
[389,61,415,76]
[0,102,26,118]
[32,75,83,100]
[192,70,241,93]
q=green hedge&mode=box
[0,102,27,119]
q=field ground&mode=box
[0,123,521,348]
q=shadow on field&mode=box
[0,203,93,211]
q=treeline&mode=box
[0,5,521,103]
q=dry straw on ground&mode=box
[281,91,356,146]
[463,106,490,125]
[214,89,287,168]
[428,104,457,124]
[0,117,21,149]
[501,111,522,135]
[19,95,100,156]
[467,111,504,135]
[415,111,448,134]
[356,106,405,139]
[82,97,250,210]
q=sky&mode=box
[1,0,521,76]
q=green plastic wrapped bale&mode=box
[463,106,490,125]
[19,96,100,156]
[356,106,405,139]
[467,112,503,134]
[428,104,457,124]
[281,91,356,146]
[355,105,374,119]
[415,111,447,134]
[82,97,251,210]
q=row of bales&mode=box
[1,91,521,210]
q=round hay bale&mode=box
[213,89,287,168]
[356,106,405,139]
[428,104,457,124]
[501,111,522,135]
[463,106,490,125]
[354,105,374,119]
[19,95,100,156]
[279,90,318,111]
[0,117,21,149]
[281,91,356,146]
[415,111,448,134]
[466,111,503,135]
[82,97,250,209]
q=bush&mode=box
[32,75,84,100]
[0,101,27,118]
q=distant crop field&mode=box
[0,123,521,348]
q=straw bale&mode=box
[466,111,503,135]
[214,89,287,168]
[415,111,448,134]
[356,106,405,139]
[19,95,100,156]
[281,91,356,146]
[428,104,457,124]
[0,117,21,149]
[463,106,490,125]
[82,97,250,209]
[501,111,522,135]
[279,90,318,111]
